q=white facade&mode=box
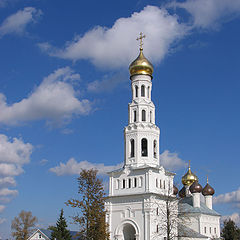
[106,49,221,240]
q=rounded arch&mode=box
[141,138,148,156]
[114,219,140,240]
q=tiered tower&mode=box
[106,33,176,240]
[125,33,160,168]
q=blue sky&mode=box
[0,0,240,237]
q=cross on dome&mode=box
[137,32,146,50]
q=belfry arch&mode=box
[114,220,140,240]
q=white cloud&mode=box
[214,187,240,208]
[160,150,187,171]
[0,134,32,164]
[0,67,92,126]
[222,213,240,227]
[0,7,42,37]
[49,158,123,176]
[170,0,240,29]
[0,188,18,197]
[0,134,32,215]
[38,6,188,69]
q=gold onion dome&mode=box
[129,48,154,77]
[182,161,198,186]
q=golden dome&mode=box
[129,48,153,77]
[182,161,198,186]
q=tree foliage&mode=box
[48,209,72,240]
[11,210,37,240]
[221,219,240,240]
[66,169,109,240]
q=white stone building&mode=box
[105,35,221,240]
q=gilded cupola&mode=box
[182,161,198,186]
[129,32,153,78]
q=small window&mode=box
[153,140,157,158]
[128,178,131,188]
[150,111,152,123]
[134,177,137,187]
[147,86,150,98]
[156,178,158,188]
[130,139,135,157]
[156,207,159,216]
[210,227,211,234]
[135,85,138,98]
[142,110,146,121]
[141,138,148,156]
[141,85,145,97]
[133,110,137,122]
[204,227,207,234]
[160,180,162,188]
[163,180,166,189]
[123,179,126,189]
[39,234,42,239]
[156,224,159,233]
[214,228,216,234]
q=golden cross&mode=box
[137,32,146,50]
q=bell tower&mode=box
[124,32,160,168]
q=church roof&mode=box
[178,224,208,238]
[179,196,221,216]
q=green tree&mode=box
[48,209,72,240]
[66,169,109,240]
[11,210,38,240]
[221,219,240,240]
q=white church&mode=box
[105,34,221,240]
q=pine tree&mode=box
[66,169,109,240]
[221,219,240,240]
[49,209,72,240]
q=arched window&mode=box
[156,207,159,216]
[150,111,152,123]
[141,138,148,156]
[156,178,158,188]
[142,110,146,121]
[141,85,145,97]
[123,179,126,189]
[135,85,138,98]
[130,139,135,157]
[133,110,137,122]
[153,140,157,158]
[156,225,159,233]
[160,179,162,188]
[163,180,166,189]
[147,86,150,98]
[128,178,131,188]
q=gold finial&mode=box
[137,32,146,50]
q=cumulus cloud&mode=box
[222,212,240,227]
[0,67,92,126]
[170,0,240,29]
[0,134,33,214]
[160,150,187,171]
[0,7,42,38]
[38,6,188,69]
[214,187,240,208]
[49,158,123,176]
